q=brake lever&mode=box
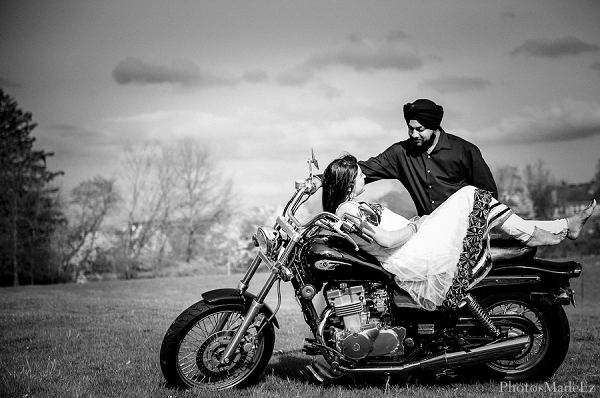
[341,214,374,244]
[320,219,360,251]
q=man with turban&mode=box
[358,98,498,216]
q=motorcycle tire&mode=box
[160,301,275,390]
[461,291,570,382]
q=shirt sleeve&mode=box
[466,145,498,199]
[359,146,402,184]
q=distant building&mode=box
[550,182,598,218]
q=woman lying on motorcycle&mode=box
[321,153,596,311]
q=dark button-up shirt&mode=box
[359,128,497,216]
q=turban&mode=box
[403,99,444,130]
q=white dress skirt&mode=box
[339,186,511,311]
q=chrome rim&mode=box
[176,310,266,389]
[485,300,546,373]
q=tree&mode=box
[166,138,233,263]
[118,142,173,267]
[592,157,600,198]
[0,89,63,286]
[494,165,535,218]
[524,159,555,219]
[116,139,234,272]
[62,176,120,279]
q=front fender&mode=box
[202,288,280,329]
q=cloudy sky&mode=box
[2,0,600,209]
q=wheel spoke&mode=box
[172,308,271,389]
[485,300,547,373]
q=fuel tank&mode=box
[301,234,394,283]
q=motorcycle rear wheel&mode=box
[464,291,569,382]
[160,301,275,390]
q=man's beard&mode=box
[410,134,436,152]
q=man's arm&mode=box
[466,145,498,198]
[359,146,402,184]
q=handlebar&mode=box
[340,218,374,244]
[281,174,374,250]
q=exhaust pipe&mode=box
[339,335,530,374]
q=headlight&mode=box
[254,226,281,256]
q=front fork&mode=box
[219,251,293,364]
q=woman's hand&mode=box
[342,213,377,239]
[343,212,415,248]
[412,215,428,231]
[359,220,378,239]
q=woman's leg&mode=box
[501,213,567,242]
[566,200,596,239]
[490,198,568,246]
[494,199,596,245]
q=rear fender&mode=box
[202,288,280,329]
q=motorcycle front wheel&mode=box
[466,291,570,382]
[160,301,275,390]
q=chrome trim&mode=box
[476,275,540,288]
[258,251,275,270]
[276,216,300,242]
[338,335,530,373]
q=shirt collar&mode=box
[430,128,450,154]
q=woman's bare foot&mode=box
[567,199,597,240]
[525,227,567,247]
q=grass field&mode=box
[1,255,600,398]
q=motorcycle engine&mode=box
[325,284,406,360]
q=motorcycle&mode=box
[159,151,581,390]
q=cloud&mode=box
[591,62,600,71]
[39,124,122,161]
[112,57,237,86]
[100,106,394,165]
[0,76,22,88]
[308,33,424,72]
[277,65,315,86]
[511,36,600,58]
[242,70,269,83]
[420,75,492,93]
[319,83,343,99]
[41,107,400,203]
[386,30,411,42]
[472,99,600,144]
[33,123,128,187]
[277,32,423,87]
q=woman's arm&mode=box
[337,202,417,248]
[364,222,417,248]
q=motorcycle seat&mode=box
[489,238,537,265]
[490,257,582,277]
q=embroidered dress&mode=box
[336,186,511,311]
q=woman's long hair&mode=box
[322,153,359,213]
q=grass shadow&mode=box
[265,351,474,389]
[265,351,313,382]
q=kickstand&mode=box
[384,375,391,394]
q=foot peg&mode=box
[300,361,342,384]
[302,338,321,355]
